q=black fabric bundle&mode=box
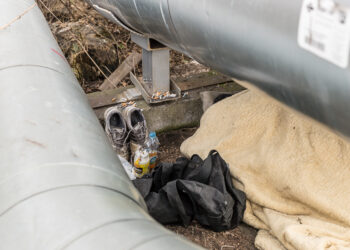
[133,150,246,232]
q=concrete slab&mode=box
[93,81,245,132]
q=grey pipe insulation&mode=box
[0,1,200,249]
[87,0,350,141]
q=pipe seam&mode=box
[0,65,64,74]
[0,162,146,216]
[60,218,156,249]
[0,184,144,218]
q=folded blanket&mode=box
[181,90,350,250]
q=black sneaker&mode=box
[104,106,129,159]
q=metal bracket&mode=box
[130,33,181,104]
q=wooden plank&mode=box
[88,87,142,109]
[89,71,231,109]
[174,72,231,91]
[99,51,142,91]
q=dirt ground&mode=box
[158,128,258,250]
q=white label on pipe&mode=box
[298,0,350,68]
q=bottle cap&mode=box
[149,131,156,138]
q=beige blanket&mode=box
[181,90,350,250]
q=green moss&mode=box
[217,81,246,92]
[156,121,200,134]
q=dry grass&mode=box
[36,0,199,93]
[37,0,140,92]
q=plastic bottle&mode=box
[145,131,160,170]
[133,149,150,178]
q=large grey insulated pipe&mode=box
[87,0,350,140]
[0,1,200,249]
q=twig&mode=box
[67,0,122,66]
[106,29,122,65]
[133,53,136,76]
[63,0,135,84]
[58,0,73,16]
[102,65,112,75]
[37,0,113,86]
[0,3,37,31]
[221,245,235,250]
